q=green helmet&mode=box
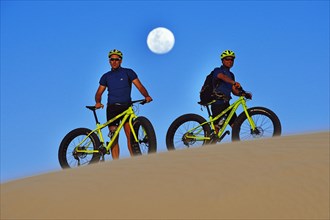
[220,50,236,59]
[108,49,123,58]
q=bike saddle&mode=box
[86,106,96,111]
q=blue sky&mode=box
[1,1,329,183]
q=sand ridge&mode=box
[1,132,329,219]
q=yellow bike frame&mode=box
[75,106,139,154]
[186,96,257,141]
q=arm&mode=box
[217,73,239,86]
[217,73,241,96]
[132,78,152,102]
[95,85,106,109]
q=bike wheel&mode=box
[232,107,282,141]
[166,113,212,150]
[130,116,157,156]
[58,128,101,169]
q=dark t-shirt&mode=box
[99,67,138,105]
[212,65,235,104]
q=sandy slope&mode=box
[1,132,329,220]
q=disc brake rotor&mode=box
[73,146,87,160]
[182,132,196,146]
[252,127,263,138]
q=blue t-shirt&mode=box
[99,67,138,105]
[212,65,235,104]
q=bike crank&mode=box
[209,130,230,144]
[98,144,109,161]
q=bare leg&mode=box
[109,126,120,159]
[123,122,133,156]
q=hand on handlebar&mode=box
[95,103,104,109]
[240,90,252,99]
[145,96,153,103]
[139,96,153,105]
[236,86,252,100]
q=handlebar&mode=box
[237,87,252,100]
[85,99,148,124]
[130,99,147,105]
[86,99,148,111]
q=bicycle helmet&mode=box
[220,50,236,59]
[108,49,123,58]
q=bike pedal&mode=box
[219,130,230,142]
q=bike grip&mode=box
[245,93,252,99]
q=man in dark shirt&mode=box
[95,49,152,159]
[211,50,242,130]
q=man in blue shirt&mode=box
[211,50,244,130]
[95,49,152,159]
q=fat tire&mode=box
[232,107,281,141]
[130,116,157,156]
[166,113,212,150]
[58,128,101,169]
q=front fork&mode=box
[241,101,259,134]
[128,115,139,143]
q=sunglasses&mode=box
[224,58,235,61]
[110,58,121,61]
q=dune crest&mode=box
[1,132,329,219]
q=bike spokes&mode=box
[134,126,149,154]
[174,121,207,148]
[59,128,101,169]
[235,112,279,141]
[69,136,95,166]
[130,116,157,156]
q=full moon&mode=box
[147,27,175,54]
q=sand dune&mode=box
[1,132,329,220]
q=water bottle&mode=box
[218,114,227,127]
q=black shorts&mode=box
[106,104,130,127]
[211,102,237,126]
